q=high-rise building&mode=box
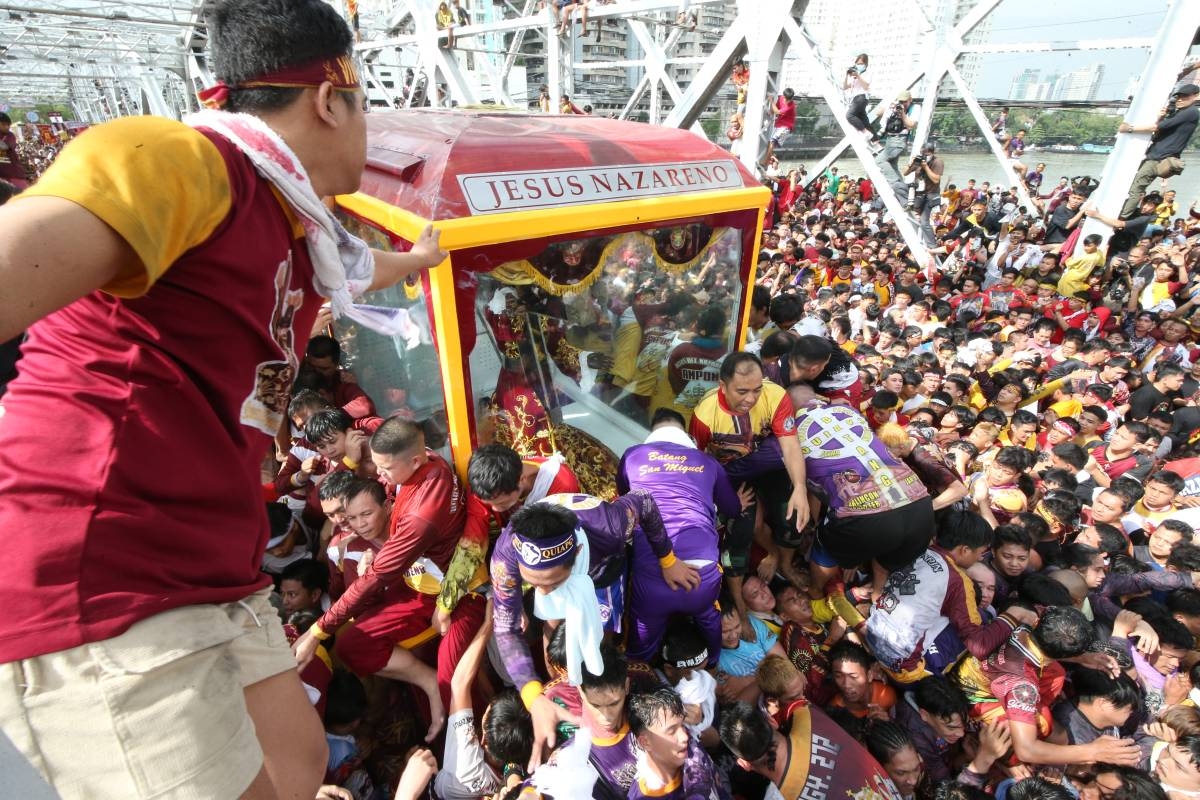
[778,0,991,104]
[1009,68,1040,101]
[1052,64,1105,102]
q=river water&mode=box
[781,151,1200,207]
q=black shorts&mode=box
[815,497,935,571]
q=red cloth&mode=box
[0,129,321,661]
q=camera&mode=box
[912,155,925,164]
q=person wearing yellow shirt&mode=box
[1056,234,1105,297]
[1153,189,1178,229]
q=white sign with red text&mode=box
[457,159,744,215]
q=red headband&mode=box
[199,55,360,110]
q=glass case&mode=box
[333,213,451,460]
[468,222,746,498]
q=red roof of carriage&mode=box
[358,108,761,221]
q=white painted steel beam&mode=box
[1082,0,1200,245]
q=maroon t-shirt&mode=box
[0,127,322,661]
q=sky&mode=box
[969,0,1175,99]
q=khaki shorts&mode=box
[0,588,295,799]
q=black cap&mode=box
[1177,83,1200,96]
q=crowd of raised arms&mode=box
[6,2,1200,800]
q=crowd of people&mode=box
[5,2,1200,800]
[242,90,1200,800]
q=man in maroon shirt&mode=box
[302,333,376,419]
[0,2,446,796]
[294,418,482,743]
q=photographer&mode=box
[903,142,945,246]
[879,91,918,198]
[1118,82,1199,218]
[843,54,872,138]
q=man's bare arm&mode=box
[0,196,131,341]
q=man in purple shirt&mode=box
[490,492,699,765]
[618,408,745,664]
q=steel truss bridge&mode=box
[0,0,1197,255]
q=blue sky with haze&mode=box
[969,0,1174,99]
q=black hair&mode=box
[482,690,535,766]
[266,502,294,540]
[719,701,776,763]
[720,352,764,383]
[1090,523,1129,557]
[211,0,355,114]
[369,417,425,456]
[696,306,727,338]
[993,524,1034,552]
[1040,468,1077,493]
[661,618,709,668]
[1108,553,1150,576]
[287,389,331,421]
[911,676,969,721]
[651,407,688,430]
[1057,542,1103,572]
[863,720,914,767]
[769,296,803,328]
[280,559,330,593]
[1031,605,1095,660]
[467,444,523,499]
[934,783,992,800]
[1179,735,1200,772]
[935,510,992,551]
[977,407,1008,426]
[1169,588,1200,619]
[1109,477,1146,508]
[1122,421,1152,444]
[580,642,629,694]
[993,446,1030,473]
[1163,518,1197,538]
[1011,512,1051,543]
[509,503,579,548]
[1148,469,1185,494]
[1011,409,1038,428]
[871,389,899,409]
[1039,493,1082,530]
[546,624,568,671]
[343,477,386,508]
[1072,668,1142,710]
[1018,572,1074,608]
[1092,765,1168,800]
[627,686,685,737]
[305,334,342,364]
[1149,615,1195,652]
[0,112,10,125]
[324,669,368,728]
[791,334,835,368]
[287,609,320,633]
[318,469,357,502]
[304,408,353,446]
[828,640,873,670]
[1007,777,1073,800]
[1169,542,1200,572]
[751,285,772,312]
[761,330,796,360]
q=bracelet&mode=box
[342,456,360,471]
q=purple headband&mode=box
[513,530,578,570]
